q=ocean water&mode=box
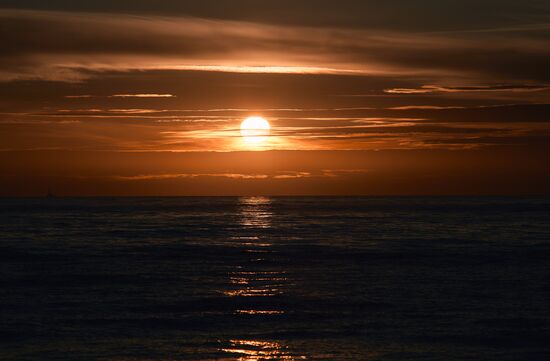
[1,196,550,360]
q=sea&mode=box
[1,196,549,360]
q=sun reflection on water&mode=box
[221,339,306,360]
[224,270,288,297]
[238,196,273,229]
[218,197,305,359]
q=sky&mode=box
[1,0,549,195]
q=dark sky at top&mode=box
[2,0,549,31]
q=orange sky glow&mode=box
[1,2,549,195]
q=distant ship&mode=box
[46,188,55,198]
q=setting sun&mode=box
[240,116,270,143]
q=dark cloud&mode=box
[386,104,550,123]
[2,0,549,31]
[1,8,549,83]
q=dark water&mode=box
[1,197,550,360]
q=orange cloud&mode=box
[385,84,550,94]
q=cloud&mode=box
[4,102,549,152]
[111,170,367,181]
[64,95,93,98]
[162,65,368,75]
[2,1,548,32]
[1,9,549,83]
[110,94,176,98]
[65,94,176,98]
[114,173,269,180]
[272,171,312,179]
[321,169,370,177]
[385,84,550,94]
[388,106,466,110]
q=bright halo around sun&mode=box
[240,116,270,144]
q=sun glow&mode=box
[240,116,271,143]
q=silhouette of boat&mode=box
[46,188,55,198]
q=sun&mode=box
[240,116,270,143]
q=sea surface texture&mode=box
[1,197,550,360]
